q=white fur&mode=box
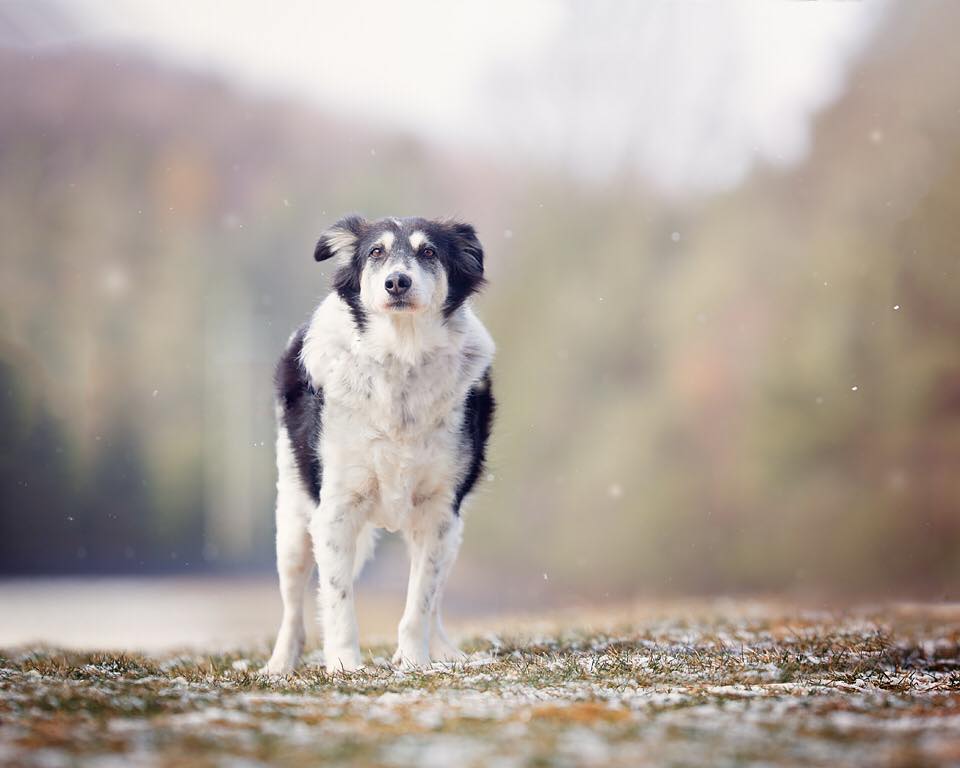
[263,261,494,675]
[375,230,396,252]
[408,230,427,250]
[325,229,358,261]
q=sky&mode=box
[13,0,890,196]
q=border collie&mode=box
[262,215,495,674]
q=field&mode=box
[2,601,959,767]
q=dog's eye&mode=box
[369,246,383,258]
[421,247,435,258]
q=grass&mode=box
[2,603,959,766]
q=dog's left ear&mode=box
[314,214,367,262]
[450,221,484,275]
[442,220,486,317]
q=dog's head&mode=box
[314,216,485,326]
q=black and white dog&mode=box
[262,215,495,674]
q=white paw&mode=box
[392,645,431,670]
[431,639,468,664]
[324,646,364,674]
[258,655,298,677]
[259,642,304,677]
[259,626,305,677]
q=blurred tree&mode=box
[0,2,958,597]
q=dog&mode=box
[262,215,495,674]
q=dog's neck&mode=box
[360,309,463,367]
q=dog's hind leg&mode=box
[261,434,315,676]
[429,514,466,662]
[352,523,379,582]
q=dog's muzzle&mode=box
[384,271,412,298]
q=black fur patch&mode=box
[434,221,486,318]
[331,258,367,332]
[454,367,495,513]
[315,214,368,332]
[275,326,323,503]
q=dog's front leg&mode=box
[394,505,459,669]
[311,497,363,674]
[430,513,466,662]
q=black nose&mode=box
[384,271,412,296]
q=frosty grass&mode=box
[1,603,958,767]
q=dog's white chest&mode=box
[301,296,494,532]
[321,345,466,531]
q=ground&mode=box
[1,602,959,767]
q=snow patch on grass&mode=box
[1,604,958,766]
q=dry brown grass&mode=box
[1,601,958,767]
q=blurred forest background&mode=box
[1,0,958,601]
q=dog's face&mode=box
[314,216,485,326]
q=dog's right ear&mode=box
[314,215,367,262]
